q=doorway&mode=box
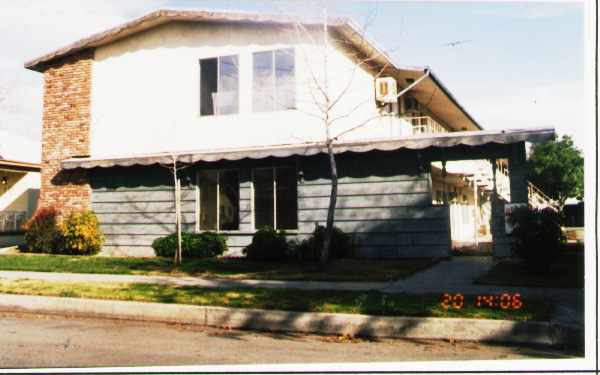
[430,159,508,255]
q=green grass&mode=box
[0,253,439,282]
[0,279,551,321]
[475,254,584,289]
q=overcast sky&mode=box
[0,0,586,162]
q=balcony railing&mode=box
[528,182,558,210]
[403,116,449,135]
[0,211,26,233]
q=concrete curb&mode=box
[0,293,582,347]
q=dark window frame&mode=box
[196,169,240,232]
[199,55,240,116]
[252,166,298,230]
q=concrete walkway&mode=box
[383,256,494,294]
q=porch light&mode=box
[1,176,6,185]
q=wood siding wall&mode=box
[91,166,195,256]
[90,151,452,258]
[297,152,450,258]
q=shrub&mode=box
[296,225,352,262]
[243,226,288,261]
[510,206,565,273]
[22,207,63,253]
[152,232,227,259]
[59,210,104,255]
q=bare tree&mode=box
[279,6,427,264]
[160,155,189,266]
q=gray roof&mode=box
[61,127,554,170]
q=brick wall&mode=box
[39,49,94,213]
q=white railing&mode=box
[0,211,26,233]
[403,116,449,135]
[528,182,557,210]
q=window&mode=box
[252,49,295,112]
[200,55,239,116]
[404,97,419,112]
[253,167,297,230]
[198,170,239,230]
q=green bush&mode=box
[152,232,227,258]
[294,225,351,261]
[59,210,104,255]
[510,206,565,273]
[23,207,63,253]
[243,226,288,261]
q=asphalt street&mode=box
[0,312,581,369]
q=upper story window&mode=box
[252,49,295,112]
[200,55,239,116]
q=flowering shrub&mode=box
[22,207,63,253]
[59,210,104,255]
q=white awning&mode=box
[62,127,554,170]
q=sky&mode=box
[0,0,587,163]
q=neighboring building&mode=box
[25,9,554,257]
[0,157,41,247]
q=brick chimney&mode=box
[38,49,94,213]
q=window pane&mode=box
[253,168,274,229]
[199,170,217,230]
[276,167,298,229]
[253,51,274,112]
[200,58,218,116]
[217,55,239,115]
[219,170,239,230]
[275,49,295,110]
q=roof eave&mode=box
[0,159,42,172]
[24,9,349,72]
[427,70,483,131]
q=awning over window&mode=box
[61,127,554,170]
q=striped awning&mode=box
[61,127,554,170]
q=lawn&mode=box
[0,278,551,321]
[475,254,584,289]
[0,253,439,282]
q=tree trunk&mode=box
[176,177,183,266]
[172,159,182,266]
[320,141,338,265]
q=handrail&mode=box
[528,182,552,202]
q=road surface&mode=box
[0,312,581,369]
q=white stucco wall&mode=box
[90,22,403,157]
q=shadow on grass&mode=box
[475,253,584,289]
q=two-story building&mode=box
[25,9,554,257]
